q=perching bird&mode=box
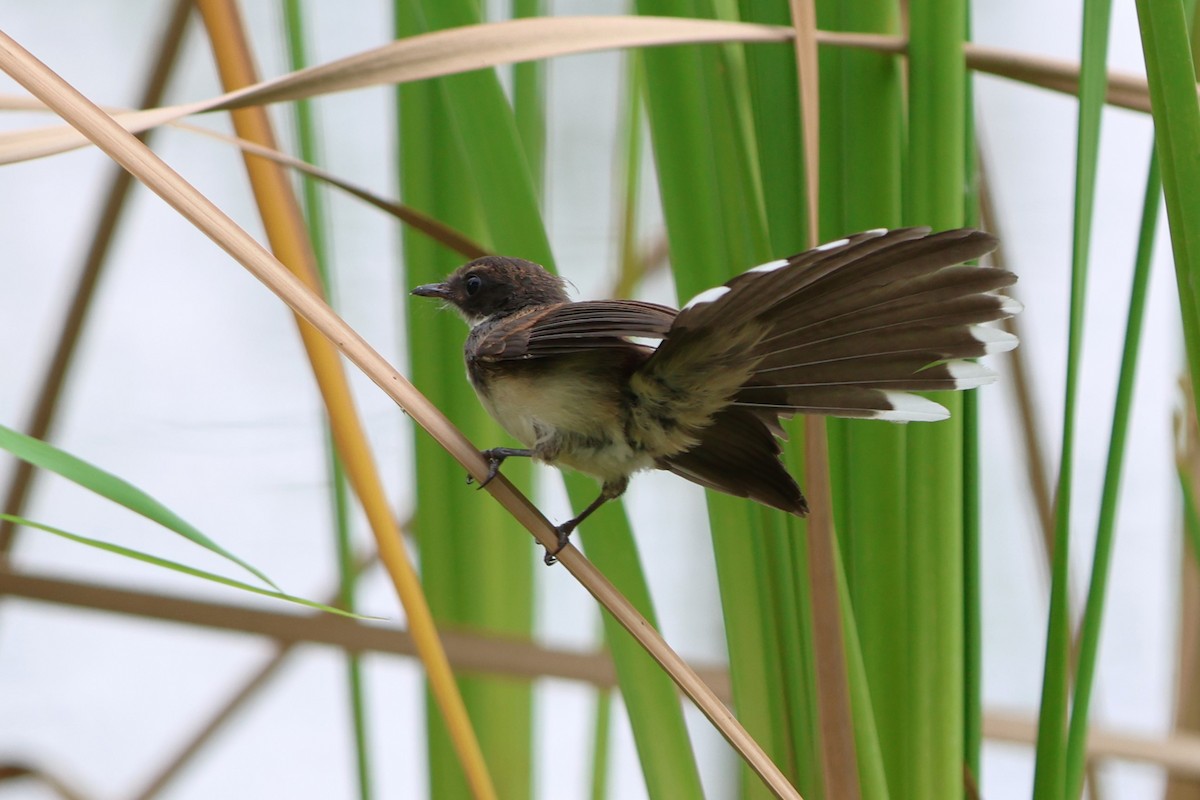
[412,227,1018,563]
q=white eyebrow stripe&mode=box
[815,237,850,252]
[682,285,731,310]
[747,258,790,274]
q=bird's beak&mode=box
[411,282,450,299]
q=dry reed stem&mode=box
[0,17,796,164]
[0,568,660,693]
[0,27,799,800]
[985,709,1200,779]
[0,762,86,800]
[791,1,862,798]
[965,42,1152,114]
[1166,19,1200,792]
[0,18,1170,167]
[1170,538,1200,799]
[9,566,1200,779]
[177,125,488,257]
[131,551,379,800]
[1170,387,1200,799]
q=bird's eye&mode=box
[465,274,483,296]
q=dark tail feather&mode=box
[647,228,1017,513]
[657,407,808,515]
[647,227,1017,428]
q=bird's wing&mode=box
[471,299,678,360]
[634,227,1018,441]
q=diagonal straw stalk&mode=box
[0,26,800,800]
[0,19,1181,167]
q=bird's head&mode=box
[411,256,569,326]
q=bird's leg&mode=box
[469,447,535,488]
[544,477,629,565]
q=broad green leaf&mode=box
[905,0,968,796]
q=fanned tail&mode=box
[645,227,1017,512]
[649,227,1016,426]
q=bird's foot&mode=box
[542,522,577,566]
[467,448,528,489]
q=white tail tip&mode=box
[970,325,1019,354]
[682,285,731,310]
[876,392,950,422]
[999,294,1024,317]
[946,360,998,389]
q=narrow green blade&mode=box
[1136,0,1200,413]
[6,514,368,619]
[0,423,275,590]
[1032,0,1115,794]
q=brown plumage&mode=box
[412,227,1019,563]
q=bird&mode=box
[412,227,1019,564]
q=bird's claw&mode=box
[542,523,574,566]
[468,449,508,489]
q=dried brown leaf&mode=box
[0,16,789,164]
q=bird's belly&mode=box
[469,362,654,482]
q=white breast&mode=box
[470,366,654,482]
[473,367,564,448]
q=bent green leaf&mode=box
[3,514,368,618]
[0,422,276,590]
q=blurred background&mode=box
[0,1,1189,798]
